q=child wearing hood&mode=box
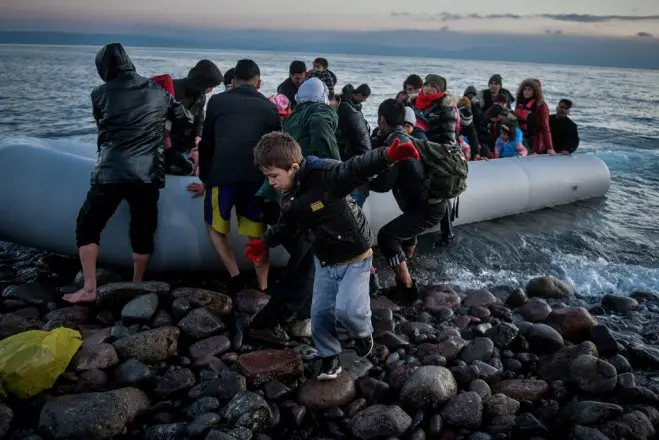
[413,74,459,146]
[494,118,528,158]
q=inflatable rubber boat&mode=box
[0,137,611,271]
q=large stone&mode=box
[71,343,119,372]
[121,293,159,322]
[96,281,170,308]
[485,323,519,349]
[237,349,303,386]
[441,391,483,430]
[492,379,548,403]
[568,355,617,393]
[178,308,225,340]
[546,306,596,342]
[297,373,356,411]
[601,294,639,315]
[418,337,467,362]
[45,306,91,323]
[600,410,656,440]
[484,393,520,418]
[590,325,619,357]
[629,343,659,369]
[518,298,552,322]
[463,290,498,307]
[423,285,462,312]
[145,423,188,440]
[222,391,274,431]
[39,387,150,440]
[113,326,179,363]
[526,276,574,299]
[171,288,233,316]
[460,337,494,363]
[400,366,458,409]
[563,401,623,425]
[538,341,598,381]
[113,358,152,386]
[526,323,565,354]
[189,336,231,360]
[357,376,391,404]
[2,282,55,306]
[350,405,412,439]
[234,289,270,315]
[153,366,196,397]
[571,425,611,440]
[0,313,38,338]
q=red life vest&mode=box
[150,74,175,96]
[515,99,537,136]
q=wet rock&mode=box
[441,391,482,430]
[39,387,150,440]
[222,391,274,431]
[423,285,462,312]
[111,324,136,340]
[571,425,611,440]
[463,290,497,307]
[113,358,152,386]
[469,379,492,399]
[187,413,220,437]
[358,376,391,404]
[263,380,291,401]
[213,370,247,401]
[0,313,38,338]
[485,323,519,349]
[400,366,458,409]
[151,310,173,327]
[296,373,356,410]
[0,265,17,282]
[428,414,444,437]
[607,354,631,373]
[172,298,193,320]
[189,336,231,361]
[183,397,220,420]
[71,343,119,371]
[546,306,596,343]
[83,327,113,346]
[172,288,233,316]
[45,306,91,323]
[470,306,491,319]
[0,403,13,439]
[371,296,401,312]
[350,405,412,439]
[113,326,179,363]
[538,341,598,381]
[178,308,226,340]
[153,366,196,397]
[563,401,623,425]
[237,349,303,386]
[568,355,617,393]
[617,372,636,388]
[472,361,501,383]
[289,319,312,338]
[513,412,549,437]
[601,294,638,315]
[96,281,170,308]
[145,423,187,440]
[526,323,565,354]
[600,410,655,440]
[629,343,659,368]
[460,337,494,363]
[526,276,574,299]
[235,289,270,315]
[418,337,466,362]
[2,282,55,306]
[505,288,528,308]
[484,393,520,418]
[375,331,409,349]
[589,325,619,357]
[121,293,159,322]
[492,379,548,403]
[489,304,513,321]
[518,298,552,322]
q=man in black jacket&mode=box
[277,61,307,109]
[191,59,281,292]
[550,99,580,154]
[64,43,193,304]
[370,99,451,305]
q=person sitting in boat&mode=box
[413,74,459,146]
[269,93,293,121]
[370,99,453,305]
[550,99,580,155]
[188,59,281,293]
[477,74,515,114]
[403,74,423,99]
[166,60,223,176]
[245,131,420,380]
[463,85,489,151]
[488,105,516,148]
[457,97,490,160]
[277,60,307,110]
[223,68,235,92]
[494,119,528,158]
[515,78,556,155]
[63,43,193,304]
[307,57,335,98]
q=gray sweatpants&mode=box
[311,255,373,358]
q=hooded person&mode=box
[457,97,490,159]
[63,43,193,305]
[282,77,340,160]
[515,78,555,155]
[412,74,459,146]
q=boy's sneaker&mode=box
[317,355,342,381]
[355,335,374,358]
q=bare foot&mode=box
[62,288,97,304]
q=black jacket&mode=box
[198,84,282,187]
[277,78,299,109]
[370,128,431,212]
[90,43,193,188]
[336,85,371,161]
[416,94,459,146]
[264,148,391,266]
[458,106,490,159]
[549,115,580,154]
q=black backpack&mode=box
[412,138,469,199]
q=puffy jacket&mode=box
[283,101,340,160]
[336,85,371,161]
[90,43,193,188]
[370,128,432,212]
[495,127,527,158]
[277,78,300,109]
[264,148,391,266]
[415,93,459,146]
[458,106,490,159]
[198,84,281,187]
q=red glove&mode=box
[385,137,420,163]
[244,239,267,262]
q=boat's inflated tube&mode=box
[0,137,610,271]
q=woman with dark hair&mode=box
[514,78,555,155]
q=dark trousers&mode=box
[76,183,160,255]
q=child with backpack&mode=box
[370,99,468,305]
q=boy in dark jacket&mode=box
[413,74,459,146]
[64,43,193,304]
[370,99,453,305]
[245,132,420,380]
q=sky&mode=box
[3,0,659,38]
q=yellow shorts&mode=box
[203,185,266,238]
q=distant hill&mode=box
[1,30,658,70]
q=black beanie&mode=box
[489,74,503,86]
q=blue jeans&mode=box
[311,255,373,358]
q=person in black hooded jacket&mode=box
[63,43,193,304]
[166,60,223,175]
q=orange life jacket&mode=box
[515,99,537,136]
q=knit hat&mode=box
[404,107,417,126]
[463,85,478,97]
[295,77,329,105]
[269,93,292,117]
[424,74,447,92]
[489,74,503,86]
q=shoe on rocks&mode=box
[317,355,342,381]
[355,334,374,358]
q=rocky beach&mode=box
[0,249,658,440]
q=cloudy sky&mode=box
[3,0,659,37]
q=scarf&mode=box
[415,90,445,111]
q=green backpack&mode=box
[412,138,469,199]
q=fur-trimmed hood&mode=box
[516,78,544,104]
